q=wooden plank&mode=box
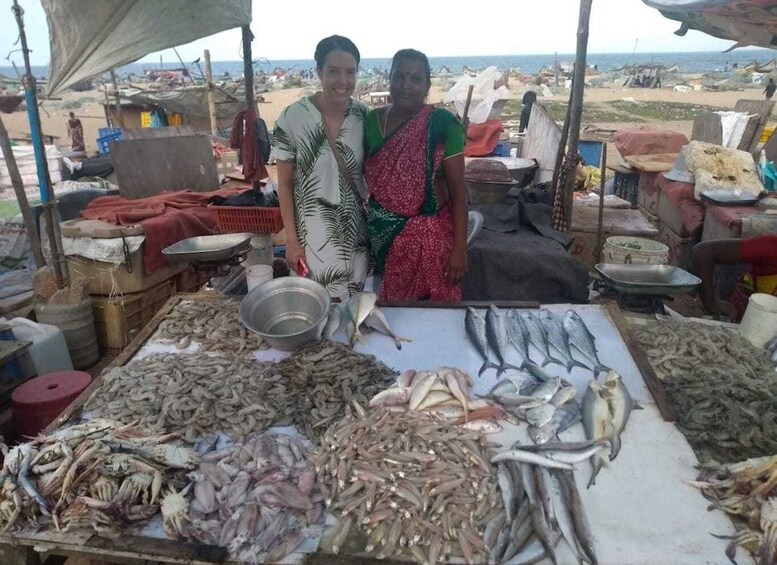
[623,153,678,173]
[691,113,722,145]
[111,135,219,200]
[605,303,676,421]
[522,103,562,184]
[734,99,775,153]
[121,126,196,140]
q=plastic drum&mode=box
[12,370,91,440]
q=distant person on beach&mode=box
[764,78,776,100]
[519,90,537,133]
[363,48,468,301]
[272,35,369,300]
[66,111,85,152]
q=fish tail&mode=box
[392,337,402,350]
[587,455,604,489]
[479,360,498,376]
[540,356,551,367]
[608,435,622,461]
[498,362,525,375]
[546,356,566,369]
[593,364,612,377]
[566,359,588,373]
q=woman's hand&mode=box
[286,239,306,274]
[447,244,468,285]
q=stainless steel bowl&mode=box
[240,277,331,351]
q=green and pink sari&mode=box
[364,105,464,301]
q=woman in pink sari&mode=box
[364,49,468,301]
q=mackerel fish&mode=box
[486,305,522,375]
[539,309,588,373]
[519,311,559,368]
[505,311,530,368]
[466,307,498,375]
[563,310,610,376]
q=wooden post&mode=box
[462,85,475,132]
[173,47,190,85]
[0,115,45,268]
[204,50,218,136]
[109,70,124,129]
[102,89,113,128]
[12,0,65,288]
[551,86,574,198]
[242,25,255,112]
[596,142,608,263]
[560,0,594,233]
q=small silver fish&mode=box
[486,306,522,375]
[519,311,556,367]
[505,311,530,367]
[526,403,556,428]
[539,309,588,373]
[323,304,342,340]
[345,292,377,346]
[363,306,411,350]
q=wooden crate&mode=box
[91,278,176,354]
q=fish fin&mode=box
[498,362,525,375]
[546,356,566,369]
[351,329,367,347]
[593,364,612,377]
[608,435,622,461]
[479,361,498,376]
[587,455,604,489]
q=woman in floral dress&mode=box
[364,49,468,301]
[273,35,369,300]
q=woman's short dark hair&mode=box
[314,35,360,69]
[390,49,431,84]
[522,90,537,105]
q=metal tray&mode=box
[700,190,759,207]
[162,233,253,263]
[595,263,701,296]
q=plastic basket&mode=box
[213,206,284,234]
[97,130,123,154]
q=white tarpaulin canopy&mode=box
[42,0,251,95]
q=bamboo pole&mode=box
[242,26,255,112]
[0,115,45,268]
[204,50,218,136]
[12,0,65,288]
[596,142,608,263]
[109,70,124,128]
[560,0,594,233]
[462,84,475,132]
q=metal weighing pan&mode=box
[595,263,701,296]
[162,233,253,263]
[700,190,760,207]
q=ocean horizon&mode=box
[1,49,774,81]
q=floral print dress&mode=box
[272,97,369,300]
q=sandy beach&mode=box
[0,77,770,155]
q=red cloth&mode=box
[229,110,268,182]
[81,188,243,274]
[656,176,704,235]
[705,203,758,229]
[613,126,688,158]
[741,234,777,275]
[464,120,503,157]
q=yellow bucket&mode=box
[761,126,775,144]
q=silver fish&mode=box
[345,292,377,346]
[539,309,588,373]
[547,472,584,564]
[558,469,598,565]
[519,311,556,368]
[503,532,562,565]
[550,386,577,407]
[466,307,498,375]
[497,462,515,520]
[563,310,610,376]
[523,464,558,565]
[603,370,635,461]
[582,381,614,488]
[524,362,556,383]
[486,305,522,375]
[364,306,410,350]
[530,377,561,402]
[529,403,582,444]
[491,449,574,470]
[505,310,530,367]
[323,304,342,340]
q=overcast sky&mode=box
[0,0,747,66]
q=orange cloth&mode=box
[464,120,503,157]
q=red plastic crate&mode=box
[212,206,284,234]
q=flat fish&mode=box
[519,311,557,368]
[582,381,614,487]
[485,306,522,375]
[603,370,635,461]
[539,309,588,373]
[466,308,498,375]
[563,310,610,376]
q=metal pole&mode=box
[242,25,255,112]
[560,0,594,233]
[0,115,45,268]
[11,0,65,287]
[109,69,124,128]
[173,47,190,85]
[596,142,608,263]
[205,50,218,136]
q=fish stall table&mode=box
[0,294,742,565]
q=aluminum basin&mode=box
[240,277,331,351]
[162,233,252,263]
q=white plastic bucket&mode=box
[7,317,73,375]
[246,264,274,292]
[739,293,777,347]
[602,236,669,265]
